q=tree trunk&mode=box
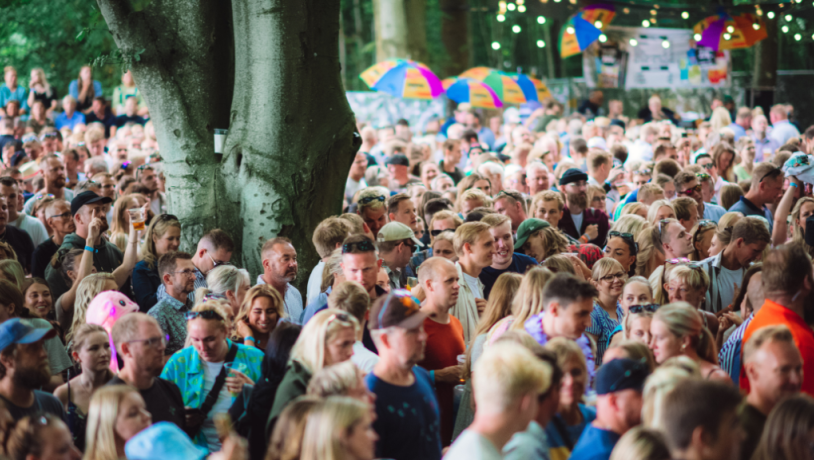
[96,0,360,287]
[440,0,470,76]
[753,18,778,89]
[373,0,409,61]
[404,0,428,62]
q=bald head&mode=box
[746,272,764,315]
[418,256,456,285]
[419,257,460,309]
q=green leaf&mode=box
[76,28,86,42]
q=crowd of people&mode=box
[0,63,812,460]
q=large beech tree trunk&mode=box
[96,0,360,286]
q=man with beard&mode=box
[23,154,74,215]
[557,168,609,247]
[31,199,75,279]
[44,191,128,301]
[0,176,47,247]
[479,214,537,298]
[257,237,303,324]
[136,164,167,216]
[108,312,186,429]
[417,257,466,447]
[147,251,196,356]
[0,319,65,421]
[0,195,34,274]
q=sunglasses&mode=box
[36,193,55,201]
[678,184,702,196]
[695,172,711,181]
[185,310,224,321]
[430,229,455,237]
[359,195,386,205]
[156,213,179,223]
[599,272,626,282]
[609,231,634,240]
[701,163,714,171]
[629,304,660,314]
[633,168,652,176]
[342,240,376,254]
[759,167,782,183]
[327,312,352,325]
[203,293,227,302]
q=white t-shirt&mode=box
[571,211,584,234]
[463,272,484,299]
[201,361,234,453]
[351,341,379,373]
[305,260,325,307]
[445,429,504,460]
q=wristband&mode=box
[579,235,589,243]
[84,246,97,253]
[244,336,255,343]
[429,370,435,384]
[790,182,798,188]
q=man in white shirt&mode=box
[306,217,351,306]
[256,237,303,324]
[450,222,495,344]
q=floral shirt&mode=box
[586,300,624,366]
[147,294,192,356]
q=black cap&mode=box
[71,191,113,216]
[559,168,589,186]
[595,358,650,395]
[385,154,410,168]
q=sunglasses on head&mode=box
[185,310,224,321]
[759,167,782,183]
[629,304,660,314]
[695,172,711,181]
[359,195,386,205]
[342,239,376,254]
[156,213,179,223]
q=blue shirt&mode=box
[769,120,800,147]
[586,300,624,366]
[719,314,754,385]
[703,202,727,223]
[54,111,86,130]
[569,424,621,460]
[752,136,780,162]
[68,80,103,102]
[544,404,596,460]
[726,196,773,233]
[0,84,29,112]
[479,252,538,298]
[477,126,496,150]
[727,123,747,141]
[366,366,442,460]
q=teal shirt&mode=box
[161,339,264,447]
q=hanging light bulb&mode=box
[518,5,526,12]
[599,34,607,43]
[723,33,731,40]
[497,14,505,22]
[753,23,760,30]
[594,20,603,28]
[693,33,702,41]
[785,14,792,21]
[681,11,689,19]
[537,16,546,24]
[512,24,522,33]
[767,11,775,19]
[491,41,501,50]
[662,39,670,49]
[566,26,575,34]
[629,38,638,46]
[650,9,657,16]
[782,25,789,33]
[537,40,546,48]
[507,3,516,11]
[795,33,802,41]
[642,19,651,27]
[726,25,734,33]
[516,0,524,4]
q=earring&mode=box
[680,344,686,352]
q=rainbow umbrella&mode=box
[559,15,603,58]
[694,13,767,51]
[506,73,553,102]
[459,67,527,104]
[580,3,616,30]
[442,77,503,109]
[359,59,444,99]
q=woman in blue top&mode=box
[132,214,181,311]
[69,65,103,113]
[543,337,597,460]
[587,258,626,365]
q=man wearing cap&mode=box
[366,289,442,460]
[557,168,609,247]
[0,319,66,421]
[356,186,389,239]
[44,190,129,301]
[376,221,422,290]
[569,358,649,460]
[22,154,74,215]
[0,195,34,273]
[512,217,551,263]
[385,154,413,193]
[479,214,538,298]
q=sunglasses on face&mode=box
[679,184,702,196]
[629,304,659,314]
[342,240,376,254]
[702,163,714,171]
[599,272,626,282]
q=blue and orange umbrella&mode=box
[560,4,615,58]
[360,59,444,99]
[458,67,527,104]
[506,73,553,102]
[442,77,503,109]
[694,13,767,51]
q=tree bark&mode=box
[752,18,778,89]
[96,0,360,286]
[373,0,409,61]
[440,0,471,76]
[404,0,428,62]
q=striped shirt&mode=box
[719,313,754,385]
[586,300,624,366]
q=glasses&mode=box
[342,239,376,254]
[666,257,691,265]
[759,167,782,183]
[207,252,231,268]
[358,195,386,205]
[156,213,179,223]
[185,310,224,321]
[327,312,352,325]
[609,231,634,240]
[629,304,660,314]
[701,163,714,171]
[203,293,227,302]
[430,229,454,237]
[678,184,702,196]
[126,334,169,348]
[35,193,55,201]
[47,211,71,220]
[633,168,652,176]
[599,272,626,282]
[173,269,197,277]
[695,172,711,181]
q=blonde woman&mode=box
[27,67,58,113]
[543,337,596,460]
[620,202,648,219]
[588,258,626,365]
[0,259,25,290]
[641,363,699,429]
[707,212,743,256]
[486,267,553,343]
[609,214,647,238]
[645,199,675,226]
[772,176,814,252]
[268,309,359,426]
[608,276,654,348]
[83,386,152,460]
[109,194,142,252]
[609,427,671,460]
[161,300,264,450]
[663,264,719,335]
[650,303,729,383]
[132,213,181,310]
[68,273,118,343]
[233,284,285,350]
[300,396,378,460]
[267,397,322,460]
[54,324,114,451]
[306,361,374,404]
[635,226,664,279]
[709,106,732,133]
[196,264,251,316]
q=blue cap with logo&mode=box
[0,319,56,351]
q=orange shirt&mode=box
[417,315,465,447]
[739,299,814,396]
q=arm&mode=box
[772,176,799,247]
[112,223,139,287]
[27,89,35,111]
[59,242,96,312]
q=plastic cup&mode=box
[457,354,466,365]
[128,208,145,231]
[224,363,238,396]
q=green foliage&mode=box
[0,0,120,98]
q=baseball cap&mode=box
[587,136,608,150]
[125,422,208,460]
[0,318,57,351]
[559,168,589,186]
[368,289,428,330]
[377,221,424,247]
[71,191,113,216]
[514,218,550,251]
[385,154,410,168]
[595,358,650,395]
